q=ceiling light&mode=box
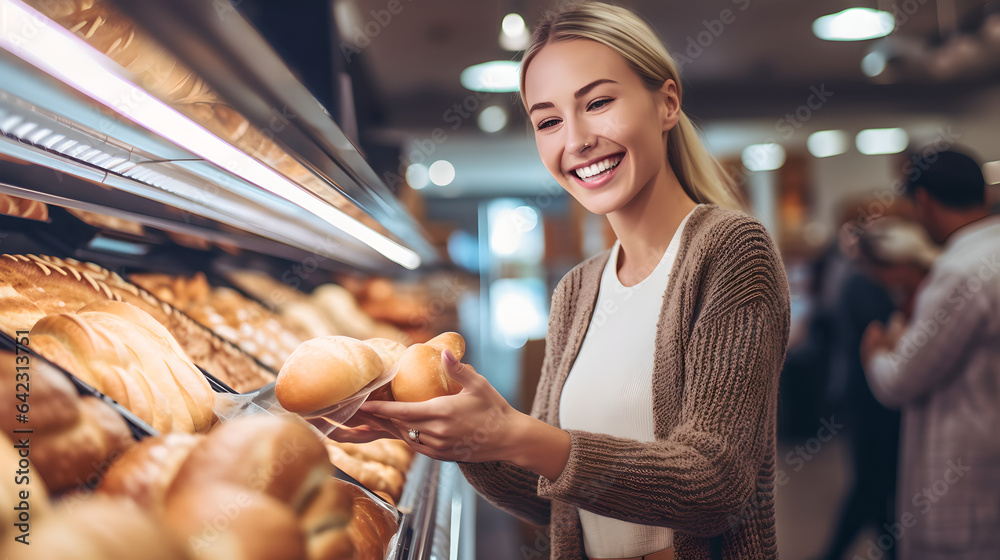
[500,13,530,51]
[856,128,909,155]
[742,143,786,171]
[461,61,520,92]
[983,161,1000,185]
[807,130,849,158]
[405,163,429,189]
[502,13,526,37]
[478,105,508,133]
[813,8,895,41]
[862,50,887,77]
[429,160,455,186]
[0,0,421,269]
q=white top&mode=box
[559,207,696,558]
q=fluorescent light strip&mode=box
[0,0,420,270]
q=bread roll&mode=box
[0,350,133,494]
[0,495,190,560]
[29,396,134,492]
[363,337,406,401]
[299,478,355,560]
[330,440,414,474]
[0,349,79,435]
[165,483,305,560]
[99,432,203,512]
[390,332,466,402]
[170,415,331,513]
[276,336,384,414]
[344,482,400,560]
[325,444,404,502]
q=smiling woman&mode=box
[342,3,791,560]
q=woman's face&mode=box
[524,39,679,215]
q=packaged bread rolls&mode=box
[275,336,385,414]
[391,332,466,402]
[362,337,406,401]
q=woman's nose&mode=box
[565,121,596,155]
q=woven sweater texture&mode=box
[460,204,790,559]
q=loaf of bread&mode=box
[299,478,356,560]
[29,301,217,434]
[0,495,191,560]
[164,483,307,560]
[98,432,203,512]
[33,0,218,106]
[276,336,384,414]
[342,481,401,559]
[0,349,135,494]
[0,193,49,221]
[0,254,275,392]
[129,273,303,372]
[327,439,414,474]
[169,414,331,514]
[67,208,144,235]
[358,277,431,327]
[391,332,466,402]
[325,443,405,503]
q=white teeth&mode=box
[574,155,623,180]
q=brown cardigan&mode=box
[460,204,790,559]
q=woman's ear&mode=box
[658,79,682,132]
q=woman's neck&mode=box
[607,165,697,287]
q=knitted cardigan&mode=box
[460,204,790,559]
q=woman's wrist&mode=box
[503,412,571,481]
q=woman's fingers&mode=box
[360,398,438,421]
[442,349,481,389]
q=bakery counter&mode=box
[389,457,476,560]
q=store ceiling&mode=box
[341,0,1000,129]
[319,0,1000,199]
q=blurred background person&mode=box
[819,216,939,560]
[861,149,1000,560]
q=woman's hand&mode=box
[352,349,520,463]
[334,349,571,479]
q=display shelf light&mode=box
[0,0,421,269]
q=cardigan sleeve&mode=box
[536,219,790,537]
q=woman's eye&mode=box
[588,98,614,111]
[536,118,559,130]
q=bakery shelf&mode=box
[389,456,475,560]
[0,0,439,274]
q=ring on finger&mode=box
[407,428,421,444]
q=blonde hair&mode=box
[520,2,742,210]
